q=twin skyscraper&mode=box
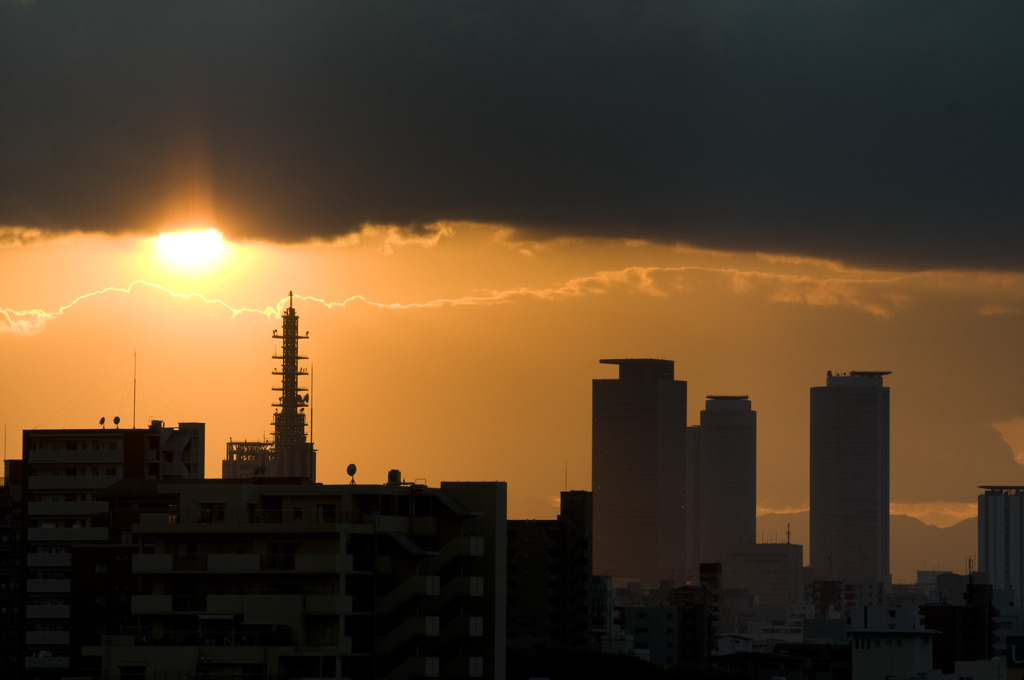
[592,359,890,590]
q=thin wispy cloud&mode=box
[1,281,280,335]
[8,259,1021,335]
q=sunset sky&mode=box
[3,1,1024,526]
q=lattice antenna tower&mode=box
[271,291,312,476]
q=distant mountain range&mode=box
[756,511,977,585]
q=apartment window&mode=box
[199,504,226,523]
[318,504,336,523]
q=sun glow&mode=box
[154,228,230,272]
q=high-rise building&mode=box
[809,370,891,585]
[978,485,1024,612]
[592,358,686,587]
[685,395,756,581]
[224,292,316,482]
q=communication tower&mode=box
[223,292,316,481]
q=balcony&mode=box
[295,553,352,572]
[131,595,169,614]
[172,553,208,570]
[29,450,123,464]
[26,604,71,619]
[27,527,109,542]
[28,475,119,490]
[27,579,71,593]
[207,554,260,572]
[27,553,72,568]
[305,594,353,615]
[26,630,70,645]
[260,553,295,571]
[25,656,70,670]
[28,500,108,516]
[132,554,172,573]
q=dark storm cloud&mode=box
[2,1,1023,270]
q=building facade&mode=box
[592,359,686,587]
[809,371,891,585]
[83,476,507,680]
[15,420,204,679]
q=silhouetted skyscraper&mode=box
[592,359,686,586]
[810,371,891,584]
[686,395,756,582]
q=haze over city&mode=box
[4,0,1024,534]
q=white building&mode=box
[979,486,1024,612]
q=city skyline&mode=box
[3,257,1024,528]
[5,1,1024,528]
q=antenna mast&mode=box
[133,351,137,429]
[309,364,314,452]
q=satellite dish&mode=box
[347,463,357,484]
[113,416,120,428]
[99,417,105,428]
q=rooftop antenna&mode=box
[564,460,568,491]
[132,351,137,429]
[786,522,791,545]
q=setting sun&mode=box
[155,228,229,272]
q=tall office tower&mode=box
[223,292,316,482]
[978,485,1024,611]
[592,359,686,587]
[685,396,757,582]
[810,370,891,585]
